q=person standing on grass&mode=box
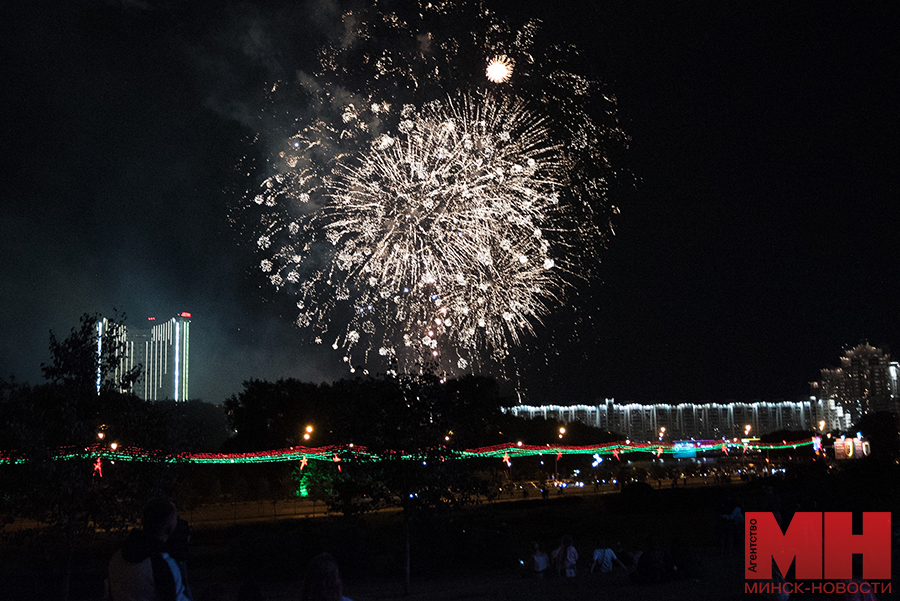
[551,535,578,578]
[524,542,549,577]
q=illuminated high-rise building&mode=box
[127,313,191,401]
[811,343,895,418]
[890,361,900,403]
[95,316,133,395]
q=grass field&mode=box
[3,467,898,601]
[1,484,749,600]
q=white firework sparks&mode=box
[323,95,564,352]
[239,0,629,378]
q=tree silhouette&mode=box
[1,312,181,600]
[853,411,899,460]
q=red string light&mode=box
[0,438,816,466]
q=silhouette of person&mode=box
[524,541,549,577]
[300,553,353,601]
[107,498,191,601]
[551,535,578,577]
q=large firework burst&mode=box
[239,0,629,377]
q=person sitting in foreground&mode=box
[107,498,191,601]
[590,539,626,574]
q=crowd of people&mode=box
[102,490,891,601]
[104,498,353,601]
[521,533,699,585]
[106,496,709,600]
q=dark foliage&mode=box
[853,411,900,460]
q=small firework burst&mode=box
[486,55,514,83]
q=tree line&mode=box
[0,312,623,598]
[0,313,622,528]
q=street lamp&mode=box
[303,425,313,441]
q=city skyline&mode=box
[1,1,896,405]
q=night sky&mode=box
[1,1,896,406]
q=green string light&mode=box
[0,438,816,466]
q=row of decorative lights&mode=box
[0,433,816,466]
